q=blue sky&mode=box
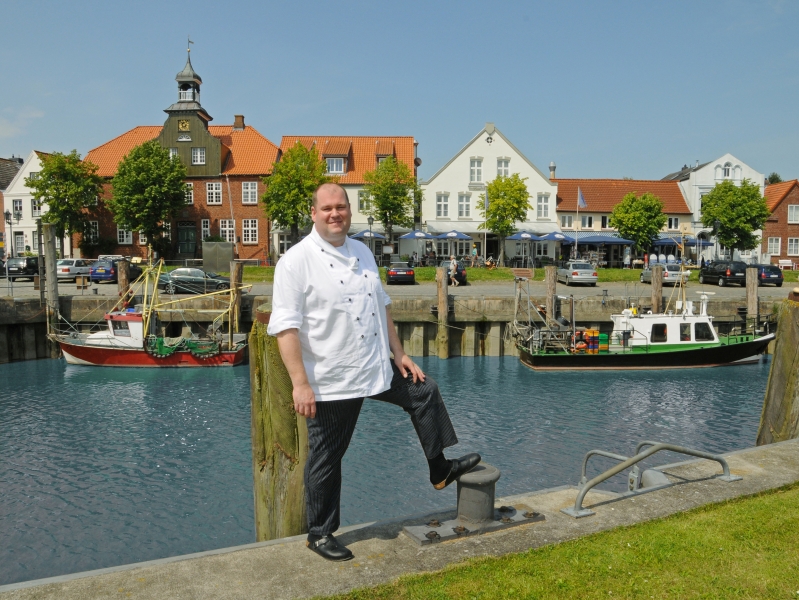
[2,0,797,181]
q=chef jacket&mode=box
[267,226,393,401]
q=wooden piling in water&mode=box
[42,224,61,358]
[117,260,130,298]
[436,267,449,359]
[229,261,244,333]
[757,294,799,446]
[651,265,662,314]
[746,266,759,327]
[545,266,557,326]
[250,306,308,541]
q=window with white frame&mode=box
[537,194,549,219]
[139,232,148,245]
[163,222,171,240]
[581,215,593,228]
[497,159,509,177]
[470,159,482,183]
[601,215,608,229]
[788,205,799,224]
[723,162,731,178]
[12,199,22,217]
[242,219,258,243]
[436,193,449,218]
[536,242,549,257]
[768,237,781,255]
[169,148,179,159]
[358,190,371,212]
[668,217,680,230]
[458,194,470,217]
[31,199,42,218]
[219,219,235,242]
[184,183,194,204]
[191,147,206,165]
[279,234,292,255]
[117,228,133,245]
[561,215,573,228]
[326,157,344,174]
[242,182,258,204]
[28,172,39,180]
[201,219,210,240]
[32,233,39,251]
[788,238,799,256]
[206,182,222,204]
[87,221,99,244]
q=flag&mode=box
[577,187,587,209]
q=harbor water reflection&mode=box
[0,356,769,585]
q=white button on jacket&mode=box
[268,227,393,401]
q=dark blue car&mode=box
[90,259,142,283]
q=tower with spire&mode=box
[158,44,221,176]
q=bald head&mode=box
[313,183,349,208]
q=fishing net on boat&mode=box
[145,336,220,359]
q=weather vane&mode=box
[187,37,194,54]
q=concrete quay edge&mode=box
[2,439,798,600]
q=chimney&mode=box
[549,161,556,180]
[233,115,245,131]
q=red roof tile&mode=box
[85,125,279,177]
[764,180,799,212]
[279,136,416,185]
[555,179,692,214]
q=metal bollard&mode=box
[456,462,500,525]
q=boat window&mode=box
[680,323,691,341]
[695,322,715,341]
[112,320,131,337]
[652,324,668,343]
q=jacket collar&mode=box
[308,227,360,270]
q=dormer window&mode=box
[326,157,345,174]
[377,156,389,166]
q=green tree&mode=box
[608,192,668,253]
[700,179,769,251]
[362,156,416,241]
[24,150,104,256]
[478,174,531,265]
[106,140,188,256]
[261,142,330,244]
[766,172,783,184]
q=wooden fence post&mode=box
[250,305,308,541]
[436,267,449,359]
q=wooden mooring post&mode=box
[43,224,61,358]
[757,293,799,445]
[545,266,557,326]
[651,265,663,314]
[229,261,244,333]
[249,305,308,541]
[436,267,449,359]
[746,266,758,329]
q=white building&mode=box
[420,123,558,260]
[2,150,70,258]
[662,153,766,261]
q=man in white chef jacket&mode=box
[268,183,480,562]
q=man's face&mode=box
[312,186,352,245]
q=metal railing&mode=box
[561,440,742,518]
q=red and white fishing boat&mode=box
[52,261,248,368]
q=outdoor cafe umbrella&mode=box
[350,230,386,240]
[506,231,541,265]
[435,230,473,259]
[399,230,435,264]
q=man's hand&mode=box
[293,383,317,419]
[394,352,426,384]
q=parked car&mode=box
[640,264,689,286]
[557,261,598,286]
[158,268,233,294]
[56,258,92,282]
[90,259,143,283]
[439,260,468,286]
[385,262,415,285]
[698,260,748,287]
[5,257,40,281]
[754,263,784,287]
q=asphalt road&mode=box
[1,276,792,301]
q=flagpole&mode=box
[575,190,580,260]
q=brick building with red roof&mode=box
[761,180,799,266]
[276,136,418,257]
[81,54,278,262]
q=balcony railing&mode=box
[179,91,195,101]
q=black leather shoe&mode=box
[306,534,353,562]
[433,452,481,490]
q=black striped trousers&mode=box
[305,361,458,536]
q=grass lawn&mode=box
[330,483,799,600]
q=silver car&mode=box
[640,264,689,286]
[56,258,92,281]
[557,261,598,286]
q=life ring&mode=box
[575,341,588,351]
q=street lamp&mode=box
[714,219,721,260]
[4,210,13,259]
[367,216,374,257]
